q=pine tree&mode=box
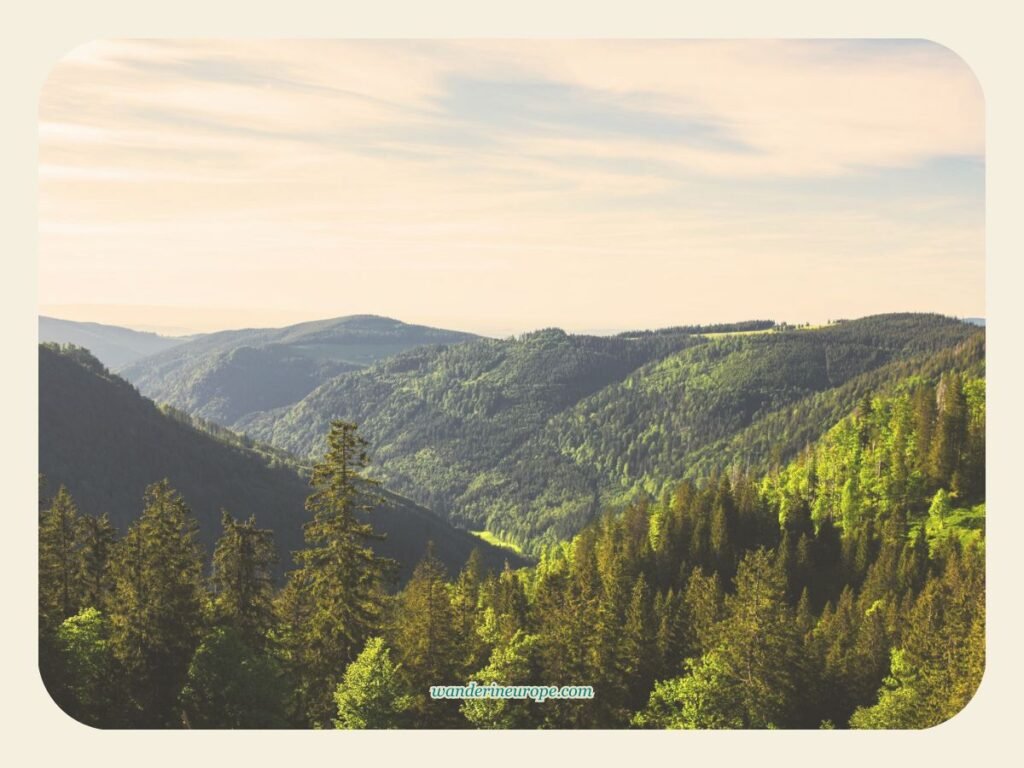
[79,512,117,612]
[39,486,82,632]
[633,651,745,729]
[929,372,968,491]
[897,525,930,596]
[710,549,802,727]
[654,587,686,678]
[390,544,460,726]
[682,567,724,657]
[621,573,658,711]
[451,548,488,676]
[283,420,394,727]
[108,480,207,727]
[851,542,984,728]
[211,511,277,648]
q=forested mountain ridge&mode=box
[238,329,702,534]
[39,316,187,369]
[685,332,985,480]
[39,343,521,581]
[119,315,480,428]
[39,344,984,729]
[239,314,981,552]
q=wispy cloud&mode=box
[38,39,984,333]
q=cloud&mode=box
[37,40,984,333]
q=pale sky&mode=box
[38,39,984,336]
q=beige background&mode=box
[3,1,1021,764]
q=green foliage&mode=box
[38,316,986,731]
[390,546,462,726]
[39,343,520,582]
[211,512,278,647]
[39,486,82,632]
[180,627,288,728]
[280,421,395,728]
[851,543,985,729]
[461,631,543,728]
[50,608,113,727]
[333,637,411,729]
[107,481,208,727]
[79,512,117,612]
[633,652,744,729]
[242,314,979,553]
[121,315,477,428]
[710,549,803,727]
[762,370,986,537]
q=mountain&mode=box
[39,343,522,582]
[119,315,479,428]
[238,314,982,552]
[39,316,187,369]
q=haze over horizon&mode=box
[38,304,984,340]
[40,40,984,336]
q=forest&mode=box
[38,320,985,728]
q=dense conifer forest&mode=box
[39,343,519,580]
[38,314,985,729]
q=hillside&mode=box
[38,343,521,581]
[119,315,479,427]
[40,337,985,730]
[240,314,981,552]
[39,316,186,369]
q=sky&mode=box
[38,39,984,337]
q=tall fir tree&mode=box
[390,544,461,727]
[282,420,394,727]
[107,480,207,727]
[39,486,82,632]
[79,512,117,612]
[211,511,278,648]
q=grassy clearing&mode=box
[700,324,830,338]
[699,328,775,338]
[471,530,525,556]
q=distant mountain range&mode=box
[39,343,522,582]
[118,315,479,428]
[40,312,984,555]
[39,315,186,369]
[235,314,983,550]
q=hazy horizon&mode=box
[40,40,984,335]
[38,304,984,340]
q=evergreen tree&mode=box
[929,372,968,491]
[682,567,724,657]
[451,548,488,677]
[108,480,207,727]
[390,545,461,725]
[79,512,117,612]
[621,573,659,711]
[39,486,82,632]
[282,420,395,727]
[851,543,984,728]
[211,511,277,647]
[709,549,802,727]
